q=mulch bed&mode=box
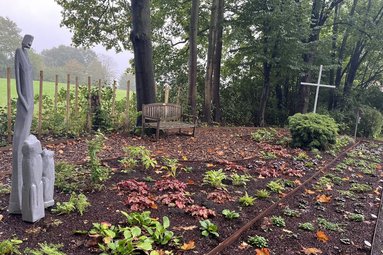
[0,127,382,255]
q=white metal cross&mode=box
[301,65,336,113]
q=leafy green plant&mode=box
[239,192,255,206]
[24,243,65,255]
[143,216,174,245]
[120,146,157,171]
[338,190,356,199]
[251,128,277,142]
[357,105,383,138]
[161,157,179,177]
[203,169,227,189]
[0,239,22,255]
[221,209,240,220]
[350,183,372,193]
[298,222,315,232]
[87,131,110,184]
[270,216,285,227]
[267,180,285,193]
[52,193,90,216]
[295,151,309,161]
[318,217,343,232]
[260,151,277,160]
[283,207,301,217]
[247,235,268,248]
[288,113,338,150]
[347,213,364,222]
[230,173,251,186]
[313,176,333,191]
[199,220,219,238]
[55,162,86,192]
[255,189,270,199]
[0,183,11,194]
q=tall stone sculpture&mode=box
[9,34,34,214]
[42,149,55,208]
[21,135,45,222]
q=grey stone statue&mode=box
[9,34,35,214]
[21,135,45,222]
[42,149,55,208]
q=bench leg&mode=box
[156,122,160,141]
[192,126,196,137]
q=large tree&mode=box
[0,16,22,72]
[55,0,156,115]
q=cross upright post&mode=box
[301,65,336,113]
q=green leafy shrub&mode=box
[55,162,86,192]
[24,243,65,255]
[357,105,383,138]
[87,131,110,184]
[288,113,338,150]
[247,235,268,248]
[199,220,219,238]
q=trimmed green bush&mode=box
[288,113,338,150]
[357,105,383,138]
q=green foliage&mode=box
[283,207,301,217]
[0,239,22,255]
[230,173,251,186]
[317,217,343,232]
[161,157,179,177]
[288,113,338,150]
[87,131,110,184]
[221,209,240,220]
[90,211,175,254]
[251,128,277,142]
[347,213,364,222]
[266,180,285,193]
[270,216,286,227]
[199,220,219,238]
[202,169,227,189]
[0,183,11,195]
[239,192,255,206]
[24,243,65,255]
[350,183,372,193]
[55,162,87,192]
[247,235,268,248]
[120,146,157,171]
[357,105,383,138]
[298,222,315,232]
[255,189,270,199]
[52,193,90,216]
[313,176,333,191]
[295,152,309,161]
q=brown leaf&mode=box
[316,231,329,243]
[255,248,270,255]
[187,179,195,185]
[206,163,214,168]
[173,225,198,231]
[316,194,331,203]
[302,247,323,255]
[180,240,195,250]
[238,242,250,250]
[305,189,316,195]
[217,150,225,156]
[0,214,3,222]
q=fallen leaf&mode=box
[0,215,3,222]
[187,179,195,185]
[294,180,302,185]
[150,203,158,209]
[302,247,323,255]
[216,150,225,156]
[255,248,270,255]
[206,163,214,168]
[103,236,112,244]
[316,194,332,203]
[180,240,195,250]
[182,155,188,160]
[316,231,329,242]
[238,242,250,250]
[305,189,316,195]
[173,225,197,231]
[58,150,64,154]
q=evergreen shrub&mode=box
[358,105,383,138]
[288,113,338,150]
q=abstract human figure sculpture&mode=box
[9,34,35,214]
[42,149,55,208]
[21,135,45,222]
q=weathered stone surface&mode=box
[42,149,55,208]
[21,135,45,223]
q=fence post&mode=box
[75,76,79,114]
[87,76,92,131]
[66,74,70,130]
[112,80,116,116]
[6,67,12,144]
[54,74,58,113]
[38,70,43,137]
[125,80,130,128]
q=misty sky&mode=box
[0,0,133,78]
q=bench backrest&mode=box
[142,103,182,121]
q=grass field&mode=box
[0,78,128,107]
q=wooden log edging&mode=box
[206,140,362,255]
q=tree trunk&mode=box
[188,0,200,117]
[203,0,218,124]
[130,0,156,125]
[212,0,224,123]
[328,3,340,110]
[259,61,272,127]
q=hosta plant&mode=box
[199,220,219,238]
[239,192,255,206]
[221,209,240,220]
[230,173,251,186]
[203,169,227,189]
[247,235,268,248]
[270,216,286,227]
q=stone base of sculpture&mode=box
[42,149,55,208]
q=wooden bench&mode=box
[141,103,196,140]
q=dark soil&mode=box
[0,128,382,255]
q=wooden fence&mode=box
[2,67,131,143]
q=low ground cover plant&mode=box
[221,209,240,220]
[247,235,268,248]
[199,220,219,238]
[239,192,255,206]
[24,242,65,255]
[202,169,227,189]
[52,193,90,216]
